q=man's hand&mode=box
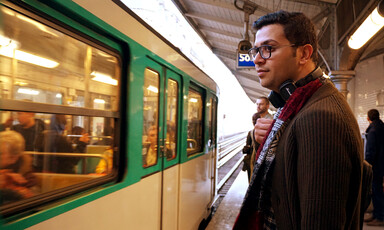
[254,118,273,144]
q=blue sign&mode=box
[237,53,255,68]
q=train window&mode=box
[0,6,119,210]
[142,68,159,167]
[0,6,119,110]
[187,88,203,155]
[166,79,178,160]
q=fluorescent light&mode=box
[94,98,106,104]
[189,98,198,103]
[91,71,118,86]
[0,47,59,68]
[348,7,384,49]
[17,88,39,95]
[147,85,158,93]
[56,93,62,98]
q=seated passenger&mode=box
[0,131,35,205]
[36,115,89,173]
[142,126,158,167]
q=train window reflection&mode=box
[0,111,115,206]
[166,79,178,160]
[0,5,119,111]
[187,88,203,155]
[142,68,159,167]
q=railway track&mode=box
[217,131,247,192]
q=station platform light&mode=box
[348,0,384,50]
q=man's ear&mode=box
[298,44,313,64]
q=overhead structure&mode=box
[172,0,384,103]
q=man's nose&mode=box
[253,52,266,65]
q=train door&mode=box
[208,97,218,203]
[161,69,181,230]
[142,59,181,230]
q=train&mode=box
[0,0,222,229]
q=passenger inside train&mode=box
[0,131,35,205]
[142,125,158,167]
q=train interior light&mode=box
[91,71,118,85]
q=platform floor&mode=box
[207,170,248,230]
[206,170,382,230]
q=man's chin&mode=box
[259,81,273,91]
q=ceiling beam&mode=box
[200,25,242,39]
[242,85,268,95]
[185,12,244,28]
[190,0,238,11]
[212,47,236,58]
[190,0,272,14]
[286,0,333,7]
[232,70,260,83]
[311,6,332,24]
[207,37,238,47]
[242,88,268,98]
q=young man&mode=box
[11,112,45,151]
[365,109,384,226]
[233,11,363,229]
[256,97,272,119]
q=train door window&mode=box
[187,88,203,155]
[165,79,178,160]
[0,5,120,212]
[209,98,217,147]
[142,68,159,167]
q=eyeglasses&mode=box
[248,44,296,60]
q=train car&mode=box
[0,0,219,229]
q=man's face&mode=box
[17,112,34,127]
[148,129,157,145]
[256,99,269,113]
[253,24,298,92]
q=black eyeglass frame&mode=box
[248,44,296,60]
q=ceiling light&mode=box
[189,98,198,103]
[94,98,106,104]
[147,85,159,93]
[348,6,384,49]
[91,71,118,85]
[0,47,59,68]
[17,88,39,95]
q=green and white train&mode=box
[0,0,219,229]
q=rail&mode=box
[216,131,248,190]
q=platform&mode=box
[207,170,248,230]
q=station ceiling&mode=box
[172,0,384,103]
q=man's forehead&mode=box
[254,24,286,45]
[256,99,266,104]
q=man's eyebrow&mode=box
[253,39,277,47]
[260,39,277,45]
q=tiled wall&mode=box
[351,54,384,134]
